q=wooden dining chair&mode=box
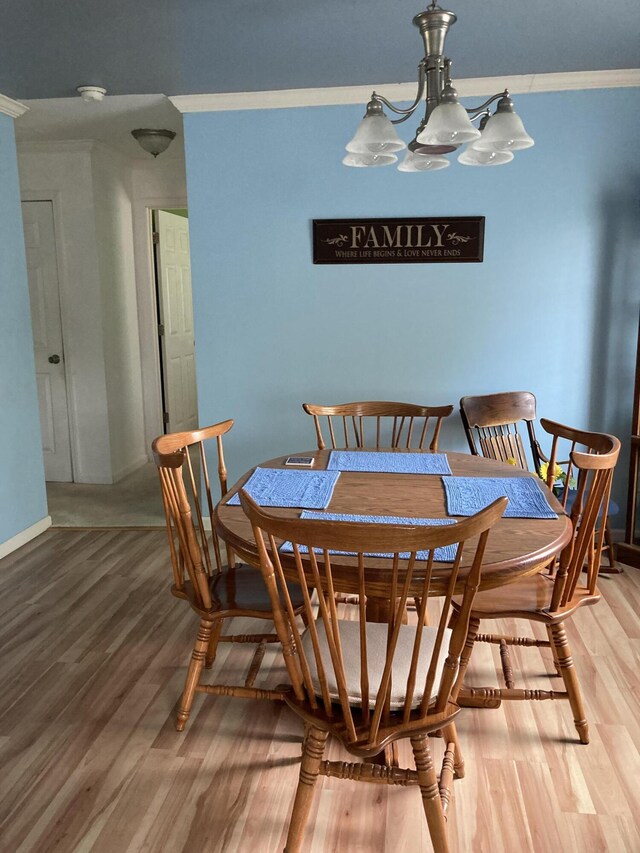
[152,420,306,732]
[241,490,507,853]
[303,400,454,452]
[450,419,620,745]
[460,390,619,570]
[459,390,543,470]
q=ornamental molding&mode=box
[0,92,29,118]
[170,69,640,113]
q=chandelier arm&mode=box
[464,90,509,117]
[372,64,427,118]
[468,109,491,124]
[389,112,419,126]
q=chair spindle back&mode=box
[460,391,542,471]
[540,419,620,611]
[303,401,454,452]
[152,420,234,610]
[241,492,506,747]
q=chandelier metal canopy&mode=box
[344,2,534,171]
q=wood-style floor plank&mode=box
[0,529,639,852]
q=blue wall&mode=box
[0,114,48,546]
[184,88,640,507]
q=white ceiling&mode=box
[15,94,184,160]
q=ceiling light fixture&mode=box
[77,85,107,103]
[344,2,534,171]
[131,128,176,158]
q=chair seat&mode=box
[452,572,600,622]
[302,619,452,710]
[176,562,305,615]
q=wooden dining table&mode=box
[214,448,573,601]
[215,448,573,761]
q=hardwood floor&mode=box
[1,529,639,852]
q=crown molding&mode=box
[0,92,29,118]
[170,68,640,113]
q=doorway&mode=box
[21,200,73,482]
[36,203,198,528]
[152,208,198,434]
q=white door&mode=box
[22,201,73,482]
[156,210,198,434]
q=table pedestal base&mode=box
[365,597,409,625]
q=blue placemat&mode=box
[280,510,458,562]
[227,467,340,509]
[443,476,557,519]
[327,450,452,475]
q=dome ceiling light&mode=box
[131,128,176,158]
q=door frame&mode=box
[21,191,78,481]
[132,195,188,455]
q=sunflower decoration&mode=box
[539,461,576,490]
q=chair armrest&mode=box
[536,443,569,467]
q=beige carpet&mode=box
[47,462,166,527]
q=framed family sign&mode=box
[313,216,484,265]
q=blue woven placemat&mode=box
[327,450,452,475]
[226,467,340,509]
[280,510,458,562]
[443,476,557,519]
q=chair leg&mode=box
[205,619,223,669]
[176,617,213,732]
[284,726,328,853]
[549,622,589,744]
[545,625,562,677]
[441,722,464,779]
[410,733,449,853]
[450,615,479,703]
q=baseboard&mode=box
[0,515,52,561]
[615,542,640,569]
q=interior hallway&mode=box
[46,462,165,527]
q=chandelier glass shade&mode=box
[457,147,514,166]
[398,151,450,172]
[345,101,406,154]
[344,2,534,171]
[472,103,535,151]
[342,152,399,167]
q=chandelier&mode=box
[344,2,534,171]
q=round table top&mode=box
[214,450,573,596]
